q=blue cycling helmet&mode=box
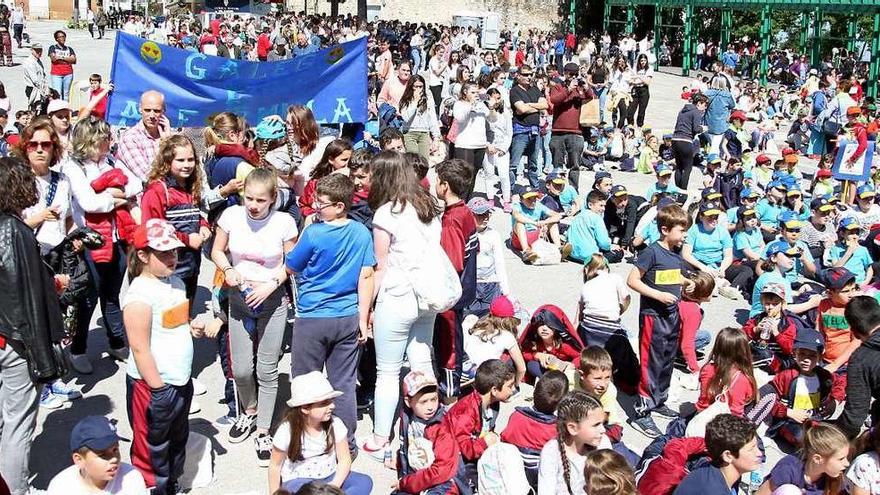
[255,118,286,140]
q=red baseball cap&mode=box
[816,169,832,179]
[489,295,516,318]
[756,154,771,165]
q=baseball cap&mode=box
[132,219,185,251]
[786,187,803,197]
[810,197,834,212]
[765,240,801,258]
[662,133,672,140]
[768,180,787,192]
[31,42,42,50]
[793,327,824,352]
[857,184,876,199]
[70,416,121,453]
[816,169,832,179]
[781,147,797,157]
[777,210,803,230]
[402,370,438,397]
[594,171,612,182]
[707,156,723,166]
[466,197,493,215]
[755,154,771,165]
[738,206,757,219]
[699,201,723,217]
[610,184,628,197]
[740,187,760,200]
[489,295,516,318]
[822,266,856,291]
[46,99,70,115]
[701,187,722,201]
[603,126,614,133]
[730,110,747,122]
[808,68,818,76]
[563,62,579,73]
[656,164,673,177]
[657,195,677,208]
[545,172,567,185]
[847,106,862,117]
[784,154,799,165]
[838,216,861,231]
[521,186,541,200]
[760,282,787,300]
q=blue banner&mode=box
[106,33,367,128]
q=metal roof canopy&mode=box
[601,0,880,97]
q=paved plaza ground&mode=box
[3,21,823,494]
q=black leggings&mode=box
[430,85,443,116]
[725,263,756,295]
[453,147,486,200]
[628,86,650,128]
[615,99,629,129]
[672,140,697,190]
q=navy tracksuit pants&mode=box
[636,311,681,416]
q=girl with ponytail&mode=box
[537,390,610,495]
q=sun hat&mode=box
[286,371,343,407]
[132,219,185,251]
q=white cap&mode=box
[46,99,70,114]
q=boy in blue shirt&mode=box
[644,164,684,202]
[826,217,874,286]
[727,187,759,230]
[511,186,565,263]
[756,180,786,242]
[777,210,818,284]
[673,414,761,495]
[540,172,580,216]
[285,174,377,450]
[567,190,624,263]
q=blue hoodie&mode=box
[704,89,737,135]
[673,465,738,495]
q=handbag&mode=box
[685,371,741,437]
[405,222,462,313]
[580,98,601,127]
[822,97,841,136]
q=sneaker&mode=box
[629,415,662,439]
[191,378,207,396]
[106,346,129,362]
[68,353,93,374]
[39,387,65,409]
[652,404,680,419]
[254,433,273,467]
[214,414,237,428]
[49,380,82,401]
[189,401,201,415]
[358,437,389,463]
[228,413,257,443]
[521,249,539,264]
[718,285,742,300]
[560,243,573,260]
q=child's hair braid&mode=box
[555,390,603,495]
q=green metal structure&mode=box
[600,0,880,97]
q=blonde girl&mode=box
[636,134,658,174]
[202,112,260,223]
[141,135,210,299]
[463,295,526,383]
[584,450,637,495]
[211,167,298,464]
[267,372,372,494]
[757,422,849,495]
[537,390,610,495]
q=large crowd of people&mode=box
[4,7,880,495]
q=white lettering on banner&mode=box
[177,109,199,127]
[115,99,141,127]
[218,60,239,79]
[186,53,208,80]
[333,98,353,123]
[305,99,326,124]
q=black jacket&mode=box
[605,195,644,247]
[672,104,705,141]
[838,330,880,438]
[0,214,66,382]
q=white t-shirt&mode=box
[217,205,297,283]
[846,451,880,495]
[579,272,629,323]
[122,276,193,386]
[537,439,612,495]
[372,201,441,293]
[47,463,148,495]
[272,417,347,482]
[22,172,72,255]
[464,325,517,368]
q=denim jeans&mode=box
[508,132,541,187]
[283,472,373,495]
[411,47,422,71]
[75,242,127,355]
[595,86,608,124]
[49,74,73,101]
[540,132,553,171]
[371,283,437,438]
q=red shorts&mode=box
[511,229,540,251]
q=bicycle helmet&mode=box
[254,118,286,140]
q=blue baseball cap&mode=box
[786,187,803,197]
[765,240,801,258]
[839,216,861,231]
[656,164,673,177]
[777,210,803,230]
[610,184,628,197]
[702,187,722,200]
[768,180,787,192]
[857,184,877,199]
[738,206,757,219]
[810,197,834,212]
[545,172,567,185]
[793,327,824,352]
[740,187,760,200]
[70,416,121,453]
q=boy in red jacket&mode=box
[442,359,516,492]
[742,282,800,373]
[394,371,462,495]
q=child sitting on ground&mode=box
[566,190,625,264]
[644,164,684,202]
[540,172,580,216]
[756,422,850,495]
[442,359,516,492]
[826,217,874,287]
[520,305,584,380]
[463,295,526,382]
[697,327,767,424]
[465,197,510,317]
[47,415,147,494]
[674,414,761,495]
[766,328,845,447]
[816,267,862,377]
[510,186,565,263]
[500,370,569,489]
[742,282,801,373]
[393,371,460,495]
[845,422,880,494]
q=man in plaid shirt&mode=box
[116,90,171,183]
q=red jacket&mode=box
[769,367,845,419]
[397,410,461,494]
[742,310,799,373]
[549,83,593,134]
[140,179,208,245]
[636,437,707,495]
[298,178,318,218]
[442,390,495,462]
[519,305,584,371]
[697,363,755,417]
[257,33,271,58]
[86,168,136,262]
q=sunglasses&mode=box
[27,140,53,151]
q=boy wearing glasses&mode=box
[284,173,376,452]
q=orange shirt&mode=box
[817,298,854,363]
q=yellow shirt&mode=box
[574,379,620,425]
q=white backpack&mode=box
[477,443,532,495]
[685,371,740,437]
[406,223,462,313]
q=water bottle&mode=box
[240,284,261,337]
[239,285,263,313]
[748,468,763,495]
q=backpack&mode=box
[477,443,531,495]
[407,223,462,313]
[684,371,740,437]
